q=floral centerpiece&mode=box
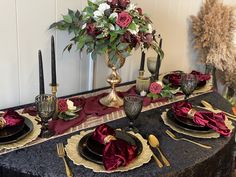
[50,0,163,107]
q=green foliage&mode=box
[49,1,164,66]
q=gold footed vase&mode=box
[99,52,125,108]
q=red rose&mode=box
[107,0,130,9]
[149,82,162,94]
[116,12,132,28]
[58,99,68,112]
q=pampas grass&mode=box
[191,0,236,72]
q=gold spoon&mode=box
[201,100,236,119]
[148,134,170,167]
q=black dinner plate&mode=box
[0,118,33,145]
[78,130,143,165]
[0,123,25,139]
[167,109,210,132]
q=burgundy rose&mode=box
[86,23,100,37]
[142,33,153,45]
[107,0,118,7]
[107,0,130,9]
[116,12,132,28]
[136,7,143,15]
[119,0,130,8]
[121,31,140,47]
[58,99,68,112]
[149,82,162,94]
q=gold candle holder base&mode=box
[99,67,123,108]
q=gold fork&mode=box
[165,130,212,149]
[56,143,73,177]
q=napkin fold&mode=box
[172,101,231,136]
[0,110,24,129]
[166,70,211,87]
[92,124,137,170]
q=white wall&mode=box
[0,0,235,109]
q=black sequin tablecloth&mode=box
[0,92,235,177]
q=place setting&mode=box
[62,94,171,173]
[161,80,234,140]
[0,110,41,151]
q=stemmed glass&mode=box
[147,57,157,82]
[181,74,198,101]
[123,95,143,133]
[35,94,56,138]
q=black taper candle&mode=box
[51,35,57,86]
[38,50,45,94]
[140,51,145,71]
[155,38,162,80]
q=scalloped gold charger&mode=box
[0,113,41,150]
[65,129,152,173]
[161,110,234,139]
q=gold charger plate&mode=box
[65,129,152,173]
[0,113,41,150]
[161,110,234,139]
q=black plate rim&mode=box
[0,122,25,139]
[0,117,33,145]
[78,130,143,165]
[166,109,212,132]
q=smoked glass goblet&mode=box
[35,94,56,138]
[123,95,143,133]
[181,74,198,101]
[147,57,157,82]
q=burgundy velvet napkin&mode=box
[172,101,231,136]
[166,70,211,87]
[0,110,24,128]
[92,124,137,170]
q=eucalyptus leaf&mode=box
[63,15,73,23]
[117,43,129,50]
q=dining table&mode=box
[0,84,235,177]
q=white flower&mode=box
[98,3,110,12]
[66,100,76,111]
[82,24,86,29]
[109,24,115,31]
[109,12,118,19]
[147,24,153,33]
[93,10,103,19]
[140,90,147,97]
[127,3,136,11]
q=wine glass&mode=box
[35,94,56,138]
[123,95,143,133]
[147,57,157,82]
[181,74,198,101]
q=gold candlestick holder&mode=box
[50,84,59,96]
